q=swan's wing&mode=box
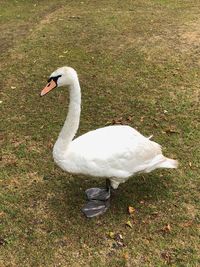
[65,125,162,177]
[70,125,144,157]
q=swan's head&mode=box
[41,66,78,96]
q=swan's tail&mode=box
[158,157,178,169]
[145,155,178,173]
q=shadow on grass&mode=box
[17,168,175,249]
[45,171,172,225]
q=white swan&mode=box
[41,66,178,217]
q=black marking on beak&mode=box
[47,75,62,84]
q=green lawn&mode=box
[0,0,199,266]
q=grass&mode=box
[0,0,200,266]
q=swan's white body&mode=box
[42,67,178,189]
[53,125,176,189]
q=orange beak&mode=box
[40,80,57,96]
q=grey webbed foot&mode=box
[82,199,110,218]
[82,179,111,218]
[85,187,110,201]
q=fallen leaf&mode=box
[112,117,123,125]
[11,86,16,89]
[126,116,132,122]
[165,129,177,134]
[189,162,192,167]
[151,211,159,216]
[161,223,171,233]
[140,116,144,122]
[0,238,6,246]
[115,233,123,241]
[126,220,133,228]
[123,252,129,260]
[68,16,81,19]
[111,238,125,249]
[118,234,123,240]
[165,126,179,134]
[116,241,124,247]
[161,251,172,264]
[128,206,135,215]
[180,221,193,228]
[105,117,127,126]
[108,232,115,239]
[165,224,171,231]
[47,140,53,149]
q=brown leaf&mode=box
[166,224,171,231]
[151,211,159,216]
[117,241,124,247]
[161,223,171,233]
[128,206,135,215]
[115,233,123,241]
[68,16,81,19]
[126,116,132,122]
[180,221,193,228]
[105,117,125,126]
[123,252,129,260]
[47,140,53,149]
[118,234,123,240]
[110,232,125,249]
[161,251,172,264]
[0,238,6,246]
[108,232,123,241]
[112,117,123,125]
[0,212,5,217]
[165,126,179,134]
[140,116,144,122]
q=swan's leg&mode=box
[82,179,111,218]
[85,179,111,201]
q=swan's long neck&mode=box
[54,78,81,156]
